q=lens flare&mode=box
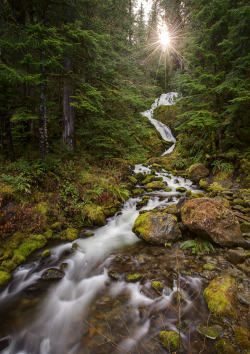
[159,28,170,47]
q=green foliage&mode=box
[181,238,214,256]
[211,160,234,174]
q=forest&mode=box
[0,0,249,353]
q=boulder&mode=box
[203,275,238,318]
[188,163,209,182]
[41,268,65,281]
[132,211,181,245]
[181,198,244,247]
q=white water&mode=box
[0,92,205,354]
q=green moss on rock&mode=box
[151,280,163,291]
[41,250,51,258]
[84,204,106,226]
[145,181,166,190]
[125,273,143,283]
[142,174,154,184]
[66,227,79,241]
[176,187,187,193]
[159,330,182,351]
[203,276,238,318]
[0,271,11,287]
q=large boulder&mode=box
[188,163,209,182]
[203,276,238,318]
[132,211,181,245]
[145,181,166,190]
[181,198,244,247]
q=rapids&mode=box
[0,93,209,354]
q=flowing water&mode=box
[0,93,209,354]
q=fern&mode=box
[180,238,214,256]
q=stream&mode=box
[0,93,210,354]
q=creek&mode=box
[0,93,210,354]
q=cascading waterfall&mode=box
[0,93,207,354]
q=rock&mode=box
[125,273,143,283]
[108,270,120,281]
[142,174,154,184]
[215,339,237,354]
[41,249,51,258]
[203,275,238,318]
[132,211,181,245]
[176,187,187,193]
[225,249,248,264]
[181,198,244,247]
[132,188,144,195]
[0,337,11,352]
[159,330,183,351]
[145,181,166,190]
[240,222,250,234]
[188,163,209,182]
[197,324,223,339]
[42,268,65,280]
[133,172,144,181]
[151,280,163,292]
[213,196,231,209]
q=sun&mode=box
[158,26,170,48]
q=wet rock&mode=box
[133,172,144,181]
[203,275,238,318]
[41,249,51,258]
[41,268,65,280]
[173,179,179,184]
[181,198,244,247]
[188,163,209,182]
[238,293,250,307]
[0,336,11,351]
[145,181,166,190]
[159,330,183,351]
[108,270,120,281]
[125,273,143,283]
[132,211,181,246]
[176,187,187,193]
[141,174,154,184]
[197,324,223,339]
[113,255,131,264]
[215,339,237,353]
[136,196,150,209]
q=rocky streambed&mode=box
[0,94,249,354]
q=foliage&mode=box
[180,238,214,256]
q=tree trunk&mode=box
[63,57,74,149]
[4,113,15,161]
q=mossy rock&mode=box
[165,188,172,192]
[145,181,166,190]
[235,327,250,351]
[162,204,177,215]
[125,273,143,283]
[191,192,206,198]
[159,330,183,351]
[132,188,144,195]
[142,174,154,184]
[153,104,179,126]
[203,275,238,318]
[66,227,79,241]
[0,271,11,287]
[151,280,163,292]
[215,339,237,354]
[51,222,63,231]
[203,263,218,271]
[176,187,187,193]
[197,324,223,339]
[127,176,137,184]
[84,204,106,226]
[132,211,181,245]
[133,172,145,181]
[199,179,209,188]
[35,202,49,216]
[188,163,209,182]
[41,249,51,258]
[44,229,53,239]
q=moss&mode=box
[159,331,182,351]
[235,327,250,351]
[145,181,166,190]
[191,192,206,198]
[215,339,237,354]
[203,263,218,271]
[125,273,143,283]
[203,276,238,318]
[199,179,209,188]
[151,280,163,291]
[132,188,144,195]
[0,271,11,287]
[128,176,137,184]
[44,229,53,239]
[84,204,106,226]
[176,187,187,193]
[142,174,154,184]
[36,202,49,216]
[186,190,192,197]
[208,182,226,196]
[198,324,222,339]
[41,249,51,258]
[66,227,79,241]
[165,188,172,192]
[51,222,63,231]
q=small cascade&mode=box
[141,92,179,155]
[0,93,208,354]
